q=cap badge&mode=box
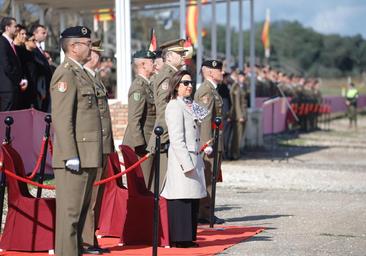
[212,61,217,67]
[81,27,88,35]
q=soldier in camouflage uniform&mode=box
[194,60,225,224]
[147,39,187,192]
[123,50,156,189]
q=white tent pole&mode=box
[238,0,244,70]
[115,0,131,104]
[59,13,65,63]
[249,0,256,109]
[211,0,217,59]
[225,0,231,72]
[11,0,21,22]
[196,0,203,85]
[179,0,186,39]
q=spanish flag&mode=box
[261,8,271,58]
[95,9,115,22]
[148,28,157,52]
[186,0,208,46]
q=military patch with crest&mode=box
[133,92,141,101]
[202,95,210,104]
[57,82,68,93]
[161,81,169,90]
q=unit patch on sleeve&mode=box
[57,82,68,93]
[133,92,141,101]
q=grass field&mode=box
[320,75,366,96]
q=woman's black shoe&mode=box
[174,241,199,248]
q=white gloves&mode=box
[19,79,28,91]
[204,146,213,155]
[66,157,80,172]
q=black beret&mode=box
[133,50,156,59]
[61,26,91,39]
[202,59,223,70]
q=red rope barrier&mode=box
[26,137,47,179]
[1,167,55,190]
[199,139,213,153]
[0,153,151,190]
[48,139,53,156]
[94,153,151,186]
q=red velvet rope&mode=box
[199,139,213,153]
[26,137,47,179]
[0,153,151,190]
[48,139,53,156]
[94,153,151,186]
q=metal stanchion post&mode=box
[36,115,52,198]
[152,126,163,256]
[209,117,221,228]
[0,116,14,232]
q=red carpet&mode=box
[0,225,264,255]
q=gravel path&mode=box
[1,114,365,256]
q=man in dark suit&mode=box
[0,17,27,111]
[32,24,53,112]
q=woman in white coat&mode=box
[161,70,208,248]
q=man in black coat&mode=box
[32,24,53,112]
[0,17,27,111]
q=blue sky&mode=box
[202,0,366,38]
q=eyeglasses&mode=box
[73,41,92,47]
[180,80,193,86]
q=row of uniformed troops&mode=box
[50,25,228,255]
[222,64,325,133]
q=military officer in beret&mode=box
[194,60,225,224]
[50,26,103,256]
[147,38,187,192]
[123,50,156,189]
[82,39,114,254]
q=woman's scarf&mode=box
[183,97,209,122]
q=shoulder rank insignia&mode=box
[57,82,68,93]
[133,92,141,101]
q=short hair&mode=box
[0,17,16,33]
[60,37,74,53]
[31,24,46,34]
[166,70,192,102]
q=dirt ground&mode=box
[215,113,366,255]
[1,114,365,256]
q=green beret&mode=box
[133,50,156,59]
[202,59,223,70]
[61,26,91,39]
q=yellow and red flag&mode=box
[261,8,271,58]
[148,28,157,52]
[94,9,115,22]
[186,0,208,46]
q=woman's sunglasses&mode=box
[180,80,194,86]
